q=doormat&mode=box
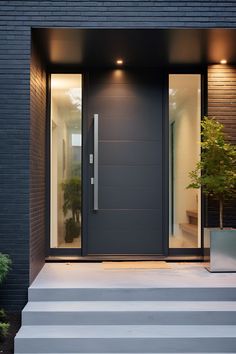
[102,261,171,270]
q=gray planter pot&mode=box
[204,228,236,272]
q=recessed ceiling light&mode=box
[116,59,123,65]
[220,59,227,64]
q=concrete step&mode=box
[22,301,236,325]
[28,287,236,302]
[14,325,236,353]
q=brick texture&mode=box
[0,28,30,311]
[1,1,236,28]
[0,1,236,310]
[29,40,47,284]
[207,65,236,228]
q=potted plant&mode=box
[62,177,81,243]
[187,116,236,272]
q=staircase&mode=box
[15,272,236,353]
[180,209,198,237]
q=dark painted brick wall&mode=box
[29,40,46,284]
[0,27,30,311]
[2,1,236,28]
[0,1,236,309]
[208,65,236,144]
[207,65,236,229]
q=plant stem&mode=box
[219,197,224,230]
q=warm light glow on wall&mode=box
[114,69,123,78]
[220,59,227,64]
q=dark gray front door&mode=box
[85,70,164,255]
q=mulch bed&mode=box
[0,313,21,354]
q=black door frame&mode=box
[45,69,85,257]
[45,66,207,259]
[166,66,207,257]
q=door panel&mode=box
[100,165,161,188]
[86,70,164,255]
[88,210,162,255]
[99,141,161,165]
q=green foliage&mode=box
[187,116,236,228]
[0,322,10,339]
[65,217,81,243]
[0,255,11,341]
[0,309,6,321]
[62,177,81,242]
[0,253,12,284]
[187,117,236,196]
[71,162,81,177]
[62,177,81,223]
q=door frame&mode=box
[166,66,207,257]
[45,66,207,259]
[45,69,86,257]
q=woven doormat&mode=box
[102,261,171,270]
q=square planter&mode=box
[204,228,236,272]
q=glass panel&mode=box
[169,74,201,248]
[50,74,82,248]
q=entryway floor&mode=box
[31,262,236,289]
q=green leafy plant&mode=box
[0,309,7,321]
[0,253,12,283]
[0,254,11,341]
[0,322,10,339]
[65,217,81,243]
[62,177,81,242]
[0,310,9,339]
[187,116,236,229]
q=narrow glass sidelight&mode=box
[169,74,201,248]
[50,74,82,248]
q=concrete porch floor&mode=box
[31,262,236,289]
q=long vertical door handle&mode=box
[93,114,99,210]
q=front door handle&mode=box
[93,114,99,210]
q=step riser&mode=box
[22,311,236,325]
[15,337,236,353]
[28,288,236,302]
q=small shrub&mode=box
[0,253,12,283]
[0,309,7,321]
[0,322,10,339]
[0,254,11,342]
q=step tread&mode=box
[15,325,236,339]
[23,301,236,312]
[186,210,198,218]
[179,223,198,236]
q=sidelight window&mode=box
[50,74,82,249]
[169,74,201,248]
